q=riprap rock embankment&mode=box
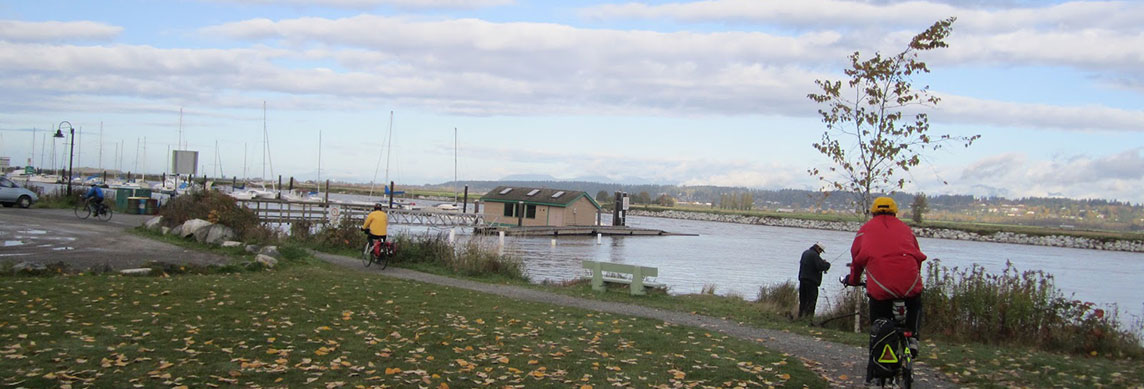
[631,209,1144,253]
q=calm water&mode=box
[403,214,1144,325]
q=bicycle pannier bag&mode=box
[868,317,903,378]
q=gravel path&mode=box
[0,208,230,270]
[313,250,957,388]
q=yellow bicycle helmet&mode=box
[870,196,898,215]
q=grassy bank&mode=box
[0,260,822,388]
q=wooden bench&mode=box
[581,260,665,295]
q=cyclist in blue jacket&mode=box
[82,184,106,215]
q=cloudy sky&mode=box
[1,0,1142,203]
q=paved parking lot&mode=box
[0,208,228,270]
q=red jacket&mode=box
[847,214,927,300]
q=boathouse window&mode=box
[526,189,540,196]
[503,203,537,219]
[499,188,513,195]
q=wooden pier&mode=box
[238,199,483,226]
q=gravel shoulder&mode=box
[313,250,958,388]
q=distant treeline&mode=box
[432,180,1143,230]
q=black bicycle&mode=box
[361,238,395,269]
[841,276,914,389]
[75,198,113,222]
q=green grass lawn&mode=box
[0,261,824,388]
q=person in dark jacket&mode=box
[798,242,831,318]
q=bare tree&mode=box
[807,17,980,217]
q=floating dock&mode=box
[474,225,694,237]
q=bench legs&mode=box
[630,267,646,296]
[589,262,605,292]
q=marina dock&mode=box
[474,225,693,237]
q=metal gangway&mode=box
[237,199,483,227]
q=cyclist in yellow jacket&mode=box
[362,203,388,243]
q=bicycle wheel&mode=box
[377,244,390,270]
[900,355,913,389]
[361,241,374,267]
[74,202,91,219]
[96,206,114,222]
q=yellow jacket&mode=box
[362,210,388,236]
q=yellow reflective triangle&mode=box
[877,344,899,364]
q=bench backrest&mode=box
[582,260,658,277]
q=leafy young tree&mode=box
[595,190,612,205]
[636,191,652,204]
[911,193,928,224]
[655,194,676,207]
[807,17,980,217]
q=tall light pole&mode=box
[53,121,75,196]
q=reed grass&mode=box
[755,281,799,317]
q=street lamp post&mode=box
[53,121,75,196]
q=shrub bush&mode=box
[922,259,1141,357]
[159,190,271,242]
[822,259,1142,357]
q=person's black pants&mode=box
[798,282,819,318]
[867,295,923,339]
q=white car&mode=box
[0,177,38,208]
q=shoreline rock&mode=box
[631,209,1144,253]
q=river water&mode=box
[401,213,1144,327]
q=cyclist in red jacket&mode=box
[843,196,926,355]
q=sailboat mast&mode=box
[454,127,458,204]
[99,122,103,171]
[317,130,322,192]
[262,102,266,181]
[384,111,394,187]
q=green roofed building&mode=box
[481,186,602,227]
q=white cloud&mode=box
[935,149,1144,202]
[0,20,122,42]
[934,94,1144,132]
[580,0,1144,32]
[581,1,1144,79]
[2,11,1141,138]
[207,0,514,10]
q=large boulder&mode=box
[258,246,280,258]
[180,219,212,239]
[202,224,236,245]
[245,244,261,254]
[13,262,47,273]
[255,254,278,268]
[168,225,183,237]
[143,216,163,231]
